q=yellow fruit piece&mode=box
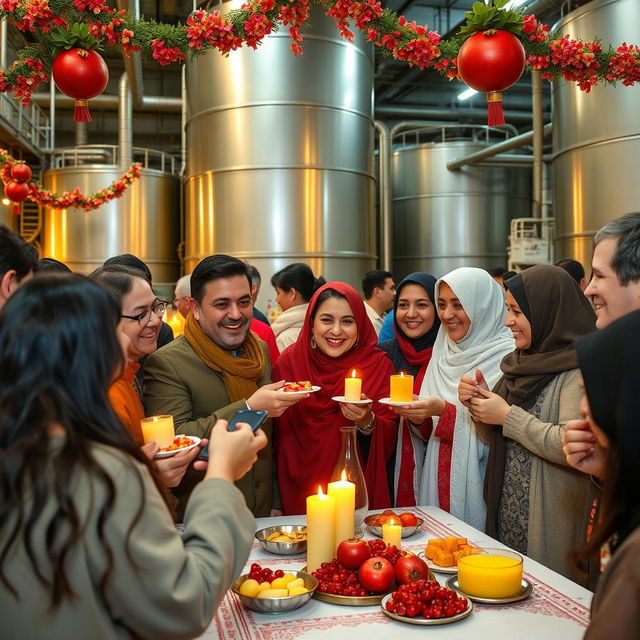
[270,577,288,590]
[239,579,261,597]
[287,578,304,589]
[288,586,308,596]
[257,581,272,592]
[280,573,297,585]
[257,589,289,598]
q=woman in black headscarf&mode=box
[567,310,640,639]
[378,273,440,506]
[459,264,596,579]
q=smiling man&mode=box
[144,255,304,517]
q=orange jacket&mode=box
[108,360,145,444]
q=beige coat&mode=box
[271,303,308,352]
[0,439,254,640]
[144,335,276,517]
[490,369,596,581]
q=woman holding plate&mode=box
[273,282,397,515]
[378,272,440,506]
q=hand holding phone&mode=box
[198,409,268,461]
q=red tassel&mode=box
[12,203,20,215]
[73,99,92,123]
[487,91,505,126]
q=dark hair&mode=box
[246,264,261,288]
[554,258,585,284]
[103,254,152,285]
[37,257,72,274]
[0,274,163,608]
[190,254,251,304]
[486,266,506,278]
[0,224,39,282]
[90,264,149,299]
[270,263,322,303]
[310,287,348,321]
[362,270,393,299]
[593,212,640,285]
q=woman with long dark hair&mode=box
[0,274,266,638]
[567,310,640,638]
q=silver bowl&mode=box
[255,524,307,555]
[231,570,317,614]
[364,515,424,539]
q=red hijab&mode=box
[273,282,397,515]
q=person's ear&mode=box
[0,269,17,304]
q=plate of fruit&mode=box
[279,381,320,394]
[365,510,424,538]
[232,564,317,614]
[310,538,433,606]
[424,537,478,574]
[381,579,472,625]
[155,435,201,459]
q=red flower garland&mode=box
[0,148,142,211]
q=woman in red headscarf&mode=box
[273,282,397,515]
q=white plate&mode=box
[379,397,419,407]
[425,559,458,574]
[331,396,372,405]
[279,385,321,395]
[155,436,201,459]
[445,576,533,604]
[381,593,472,625]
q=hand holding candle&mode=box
[140,415,175,448]
[328,471,355,551]
[344,369,362,402]
[382,518,402,549]
[390,372,414,403]
[306,487,336,573]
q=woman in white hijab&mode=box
[392,268,514,529]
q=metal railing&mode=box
[391,124,518,149]
[49,145,180,175]
[0,93,51,150]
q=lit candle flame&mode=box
[390,518,395,526]
[341,470,347,482]
[351,369,357,378]
[318,486,324,497]
[152,417,158,423]
[400,371,405,377]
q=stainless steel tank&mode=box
[1,202,16,231]
[553,0,640,266]
[391,127,532,278]
[184,2,375,306]
[42,145,180,286]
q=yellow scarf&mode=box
[183,313,266,403]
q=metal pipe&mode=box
[375,105,540,124]
[181,64,187,175]
[119,73,132,169]
[74,121,87,146]
[447,123,553,170]
[0,18,7,69]
[532,70,544,218]
[115,0,144,108]
[374,120,392,272]
[30,93,182,112]
[49,76,56,150]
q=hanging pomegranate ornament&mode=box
[457,29,525,126]
[4,179,30,215]
[10,162,32,183]
[52,48,109,123]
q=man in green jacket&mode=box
[144,255,306,518]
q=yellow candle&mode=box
[390,372,414,403]
[328,471,355,552]
[458,550,523,599]
[165,308,185,337]
[306,487,336,573]
[382,518,402,550]
[344,369,362,402]
[140,415,175,448]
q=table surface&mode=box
[199,506,592,640]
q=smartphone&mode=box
[198,409,268,461]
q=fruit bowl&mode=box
[364,515,424,538]
[231,571,317,614]
[255,525,307,555]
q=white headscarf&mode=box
[416,267,514,529]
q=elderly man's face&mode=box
[192,275,253,350]
[584,237,640,328]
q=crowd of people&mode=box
[1,212,639,638]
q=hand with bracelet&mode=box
[340,393,374,431]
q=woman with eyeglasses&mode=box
[0,273,266,638]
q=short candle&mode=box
[344,369,362,402]
[458,549,523,599]
[140,415,175,448]
[390,373,413,403]
[327,471,355,552]
[382,518,402,550]
[306,488,336,573]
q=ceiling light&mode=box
[2,198,10,206]
[457,88,478,101]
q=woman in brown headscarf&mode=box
[458,264,597,581]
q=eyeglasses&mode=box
[121,300,167,326]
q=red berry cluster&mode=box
[248,562,284,583]
[385,580,468,619]
[367,538,405,566]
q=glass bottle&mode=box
[330,426,369,532]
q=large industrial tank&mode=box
[184,2,375,302]
[392,127,532,278]
[42,146,180,285]
[553,0,640,265]
[1,202,16,231]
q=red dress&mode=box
[272,282,397,515]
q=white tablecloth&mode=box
[199,506,592,639]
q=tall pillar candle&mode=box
[328,473,355,551]
[382,518,402,549]
[306,488,336,573]
[390,373,414,403]
[344,369,362,401]
[140,415,175,448]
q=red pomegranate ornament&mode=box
[52,48,109,123]
[4,179,30,215]
[10,162,32,183]
[457,29,525,126]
